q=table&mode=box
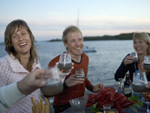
[62,106,92,113]
[61,92,149,113]
[61,104,149,113]
[51,86,149,113]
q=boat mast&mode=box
[76,9,79,27]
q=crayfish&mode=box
[86,87,137,113]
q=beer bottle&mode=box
[124,71,132,97]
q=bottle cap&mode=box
[135,70,139,73]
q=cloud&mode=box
[0,14,150,41]
[79,15,150,30]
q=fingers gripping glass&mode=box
[40,66,63,96]
[75,68,85,80]
[130,52,138,62]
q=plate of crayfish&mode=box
[85,87,142,113]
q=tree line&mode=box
[49,32,150,42]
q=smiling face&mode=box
[11,27,31,56]
[64,31,83,59]
[133,38,149,55]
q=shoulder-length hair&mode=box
[133,32,150,55]
[4,19,39,71]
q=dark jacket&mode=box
[115,54,150,82]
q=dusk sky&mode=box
[0,0,150,42]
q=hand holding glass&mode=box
[40,65,63,96]
[75,68,85,80]
[130,52,138,62]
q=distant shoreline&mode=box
[48,32,150,42]
[0,32,150,43]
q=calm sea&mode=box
[0,40,134,88]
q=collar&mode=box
[5,54,41,73]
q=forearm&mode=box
[85,78,94,92]
[115,61,129,81]
[0,82,25,112]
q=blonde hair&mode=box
[4,19,39,71]
[62,25,82,44]
[133,32,150,55]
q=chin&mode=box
[137,53,143,55]
[75,52,82,56]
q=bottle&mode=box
[132,70,142,100]
[124,71,132,97]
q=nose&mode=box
[76,41,80,46]
[18,35,24,40]
[135,43,140,47]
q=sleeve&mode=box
[84,54,94,92]
[48,55,60,68]
[114,54,130,81]
[0,82,25,112]
[85,78,94,92]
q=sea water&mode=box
[0,40,135,87]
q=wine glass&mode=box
[58,52,72,74]
[142,97,150,113]
[113,82,120,92]
[144,55,150,70]
[118,78,123,89]
[40,65,63,96]
[103,104,111,113]
[132,72,148,92]
[69,95,89,113]
[75,68,85,80]
[130,52,138,62]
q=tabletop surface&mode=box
[50,86,150,113]
[61,104,149,113]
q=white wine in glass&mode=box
[132,72,148,92]
[40,65,63,96]
[58,52,72,70]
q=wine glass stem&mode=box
[119,82,121,88]
[147,104,149,113]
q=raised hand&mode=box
[17,69,50,95]
[93,83,105,93]
[124,55,134,66]
[65,74,84,87]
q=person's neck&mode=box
[19,54,30,70]
[138,53,147,63]
[71,54,81,63]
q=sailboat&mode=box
[76,10,97,52]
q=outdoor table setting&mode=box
[61,79,150,113]
[61,88,149,113]
[44,69,150,113]
[39,52,150,113]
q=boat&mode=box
[83,46,97,52]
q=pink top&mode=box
[0,54,41,113]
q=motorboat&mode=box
[83,46,97,52]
